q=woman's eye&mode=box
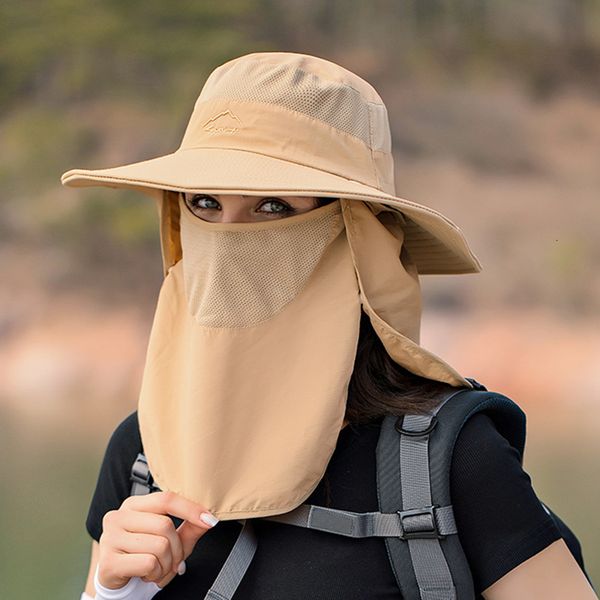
[258,199,294,215]
[189,194,220,211]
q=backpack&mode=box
[128,379,577,599]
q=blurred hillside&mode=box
[2,0,600,313]
[1,1,599,598]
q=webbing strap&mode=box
[263,503,457,538]
[203,519,257,600]
[129,453,161,496]
[198,501,458,599]
[400,410,457,600]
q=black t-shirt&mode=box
[86,410,587,599]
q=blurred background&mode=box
[1,0,599,597]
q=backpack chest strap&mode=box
[263,502,457,539]
[200,500,458,600]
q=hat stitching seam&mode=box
[366,103,379,189]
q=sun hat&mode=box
[60,51,481,277]
[60,51,483,521]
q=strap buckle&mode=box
[395,415,438,437]
[397,505,445,540]
[130,453,161,493]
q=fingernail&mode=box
[177,560,186,576]
[200,512,219,527]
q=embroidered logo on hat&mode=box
[203,110,243,134]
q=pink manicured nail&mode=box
[177,560,186,576]
[200,512,219,527]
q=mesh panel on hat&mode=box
[198,60,373,147]
[179,198,345,328]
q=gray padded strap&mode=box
[400,411,457,600]
[203,519,257,600]
[263,503,457,538]
[129,453,162,496]
[199,501,458,599]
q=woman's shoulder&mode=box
[448,409,538,500]
[452,410,513,458]
[100,410,143,464]
[104,409,142,456]
[448,411,566,593]
[97,409,143,479]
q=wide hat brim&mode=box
[61,146,482,275]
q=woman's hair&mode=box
[346,309,458,425]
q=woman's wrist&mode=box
[93,564,161,600]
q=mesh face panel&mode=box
[198,60,373,147]
[178,196,345,328]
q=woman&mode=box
[61,52,596,599]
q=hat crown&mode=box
[179,52,395,194]
[194,52,391,152]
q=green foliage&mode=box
[74,190,159,246]
[3,0,599,113]
[0,0,259,110]
[1,106,100,195]
[2,0,600,308]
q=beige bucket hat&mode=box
[60,51,481,277]
[61,52,483,519]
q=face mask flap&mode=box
[138,198,363,520]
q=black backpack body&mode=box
[128,380,584,599]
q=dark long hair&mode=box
[346,309,457,424]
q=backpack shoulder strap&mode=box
[377,378,526,600]
[129,452,162,496]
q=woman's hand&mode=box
[97,491,219,590]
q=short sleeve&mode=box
[85,410,142,541]
[450,412,562,594]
